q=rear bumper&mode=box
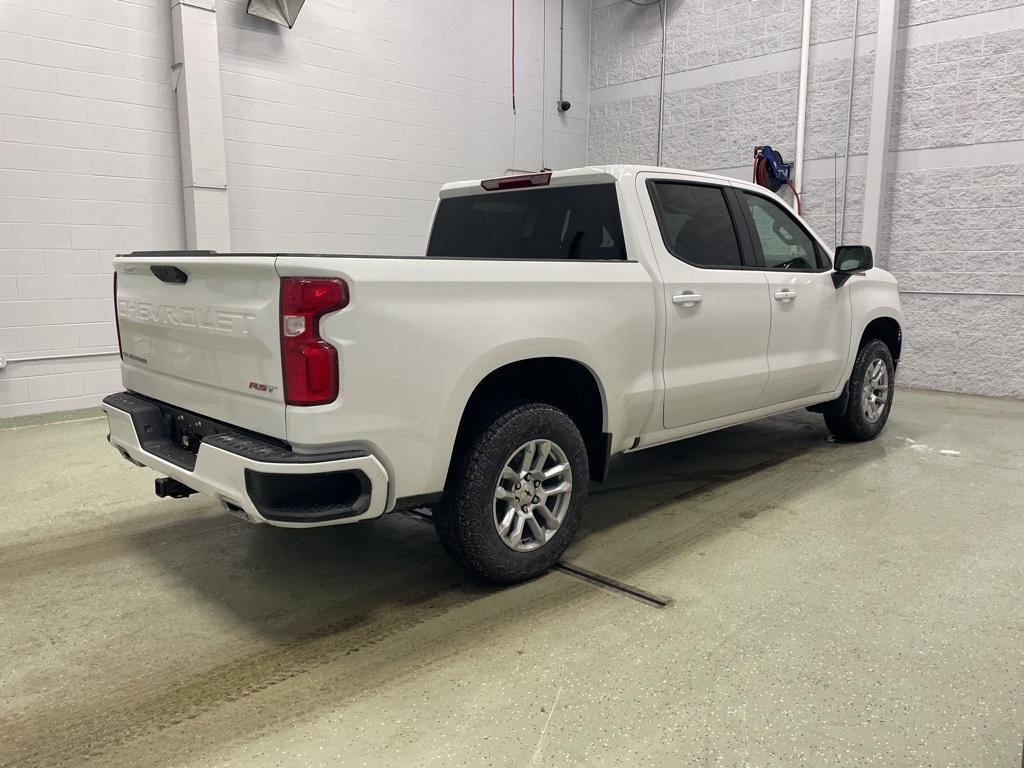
[102,392,389,527]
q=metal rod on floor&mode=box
[898,290,1024,298]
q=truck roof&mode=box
[438,165,766,198]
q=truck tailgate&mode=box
[115,254,287,439]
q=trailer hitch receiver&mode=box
[155,477,197,499]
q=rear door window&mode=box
[426,184,626,260]
[647,181,745,269]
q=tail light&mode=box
[280,277,348,406]
[113,271,123,359]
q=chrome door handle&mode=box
[774,289,796,302]
[672,291,703,307]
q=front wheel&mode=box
[434,403,589,584]
[824,338,895,441]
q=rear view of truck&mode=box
[105,253,389,526]
[103,167,655,584]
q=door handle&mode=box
[672,291,703,307]
[774,289,796,302]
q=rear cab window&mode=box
[647,181,746,269]
[427,184,626,261]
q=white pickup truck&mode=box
[103,165,903,583]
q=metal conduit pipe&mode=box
[793,0,813,197]
[558,0,566,109]
[656,0,666,166]
[1,350,120,367]
[839,0,862,245]
[541,0,548,168]
[624,0,667,165]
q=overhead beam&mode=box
[860,0,900,257]
[170,0,231,250]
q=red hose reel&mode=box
[752,145,802,214]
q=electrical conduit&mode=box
[793,0,812,203]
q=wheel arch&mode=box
[860,316,902,364]
[446,356,611,486]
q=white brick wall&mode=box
[892,27,1024,150]
[217,0,591,255]
[0,0,591,417]
[590,0,877,90]
[0,0,183,418]
[589,0,1024,398]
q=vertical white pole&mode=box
[793,0,812,197]
[656,0,666,166]
[541,0,547,169]
[861,0,900,259]
[170,0,231,251]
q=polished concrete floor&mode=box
[1,388,1022,767]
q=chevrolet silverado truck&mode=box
[103,165,903,583]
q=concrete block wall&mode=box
[891,27,1024,151]
[0,0,183,418]
[590,0,1024,398]
[216,0,591,255]
[0,0,591,417]
[885,162,1024,397]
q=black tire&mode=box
[824,338,895,442]
[435,403,589,584]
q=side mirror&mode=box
[832,245,873,288]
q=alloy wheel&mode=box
[492,439,573,552]
[861,358,889,423]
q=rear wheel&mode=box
[435,403,589,584]
[824,338,895,441]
